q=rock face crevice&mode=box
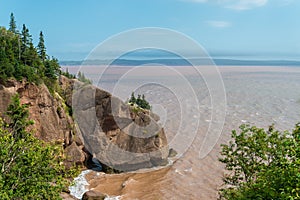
[0,78,86,168]
[0,79,68,142]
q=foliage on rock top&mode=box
[128,92,151,110]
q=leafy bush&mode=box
[219,124,300,200]
[0,94,77,199]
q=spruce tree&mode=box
[140,94,151,110]
[77,71,92,84]
[0,27,16,80]
[78,71,82,80]
[129,92,136,104]
[37,31,47,61]
[20,24,32,63]
[136,94,142,107]
[24,43,43,76]
[45,57,60,80]
[6,94,34,139]
[8,13,17,34]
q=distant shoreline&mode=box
[60,58,300,67]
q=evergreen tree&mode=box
[20,24,32,64]
[136,94,142,107]
[0,27,16,80]
[23,43,42,69]
[21,24,30,48]
[1,13,66,85]
[60,67,75,79]
[6,94,34,139]
[8,13,17,34]
[77,71,92,84]
[77,71,82,80]
[141,94,151,110]
[44,57,60,80]
[129,92,136,104]
[37,31,47,61]
[13,63,23,81]
[0,50,14,80]
[128,93,151,110]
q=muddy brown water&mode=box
[65,65,300,199]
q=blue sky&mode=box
[0,0,299,61]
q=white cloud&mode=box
[225,0,268,10]
[182,0,207,2]
[182,0,269,10]
[277,0,294,6]
[206,20,231,28]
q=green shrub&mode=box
[219,124,300,200]
[0,94,78,199]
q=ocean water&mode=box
[65,65,300,199]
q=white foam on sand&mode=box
[105,196,122,200]
[69,170,91,199]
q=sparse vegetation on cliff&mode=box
[128,92,151,110]
[219,124,300,200]
[77,71,92,84]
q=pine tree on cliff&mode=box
[0,27,17,80]
[136,94,142,107]
[21,24,31,50]
[6,94,34,139]
[25,42,44,78]
[37,31,47,61]
[20,24,32,64]
[8,13,18,34]
[129,92,136,104]
[141,94,151,110]
[45,57,60,80]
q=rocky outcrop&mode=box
[82,191,107,200]
[64,142,86,168]
[0,77,170,172]
[168,148,178,158]
[1,79,64,141]
[60,192,77,200]
[0,78,86,168]
[70,81,169,172]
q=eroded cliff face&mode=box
[1,79,65,141]
[0,78,86,168]
[0,76,170,172]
